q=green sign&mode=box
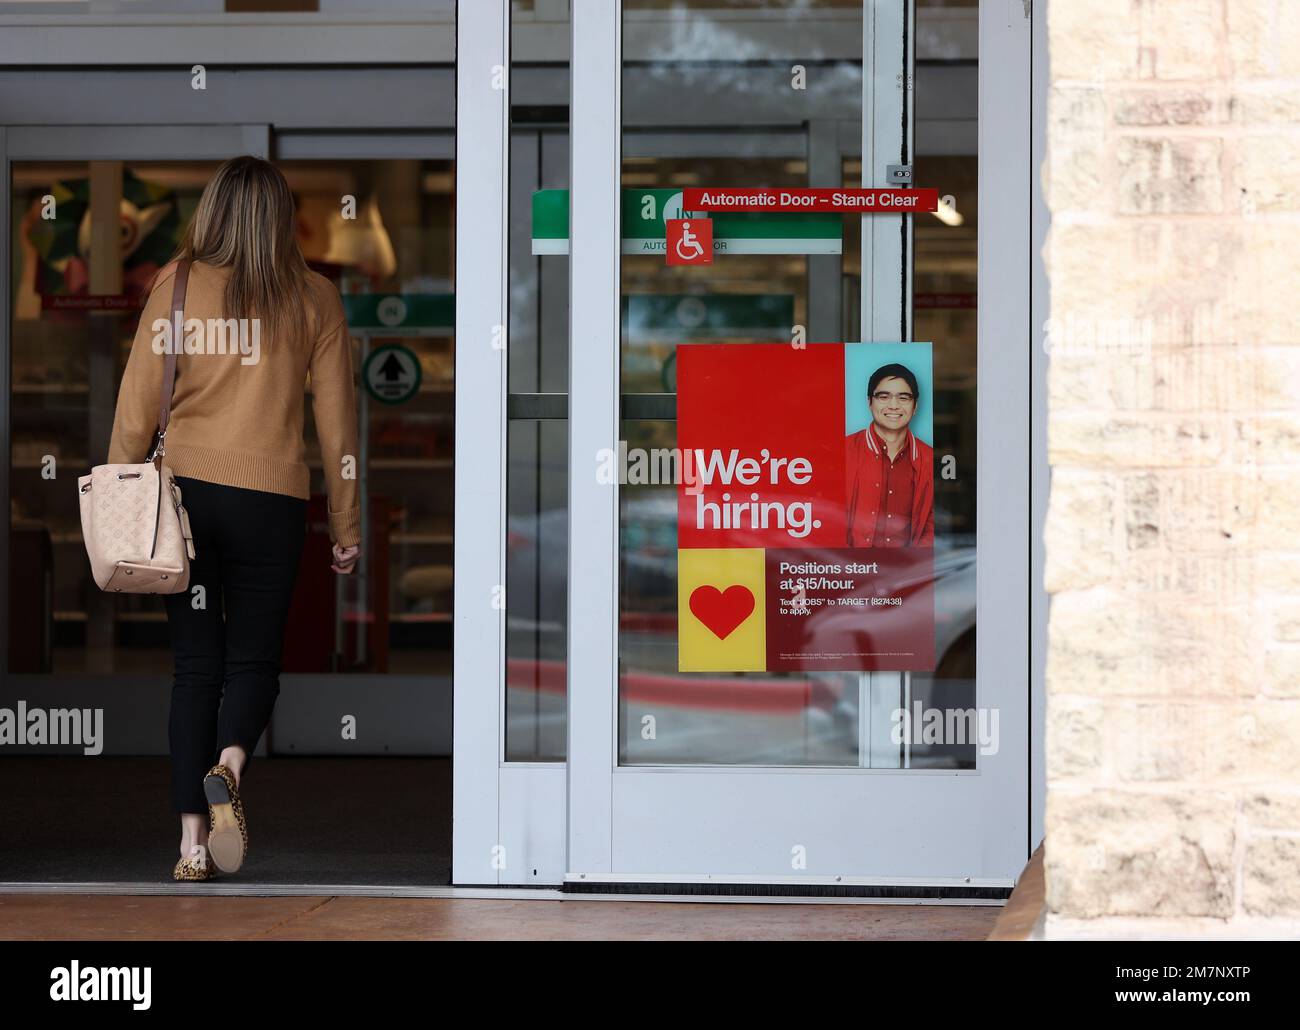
[342,293,454,331]
[362,344,423,405]
[532,188,841,256]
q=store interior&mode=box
[5,157,458,885]
[9,158,455,678]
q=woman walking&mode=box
[107,156,361,881]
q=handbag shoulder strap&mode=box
[158,258,190,436]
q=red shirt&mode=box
[844,423,935,548]
[873,428,915,545]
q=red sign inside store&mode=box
[41,294,143,311]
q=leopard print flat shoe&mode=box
[173,843,216,881]
[203,764,248,873]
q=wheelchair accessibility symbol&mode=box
[666,217,713,266]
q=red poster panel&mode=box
[676,342,936,673]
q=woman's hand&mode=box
[331,542,360,575]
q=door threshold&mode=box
[564,873,1014,902]
[565,883,1010,904]
[0,881,1003,904]
[0,882,556,899]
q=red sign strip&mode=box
[682,187,939,213]
[41,294,143,311]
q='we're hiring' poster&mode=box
[676,342,936,673]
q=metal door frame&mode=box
[452,0,569,888]
[564,0,1034,889]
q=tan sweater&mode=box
[107,259,361,547]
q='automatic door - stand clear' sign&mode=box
[668,186,940,266]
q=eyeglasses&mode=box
[871,391,915,404]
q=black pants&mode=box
[164,477,306,814]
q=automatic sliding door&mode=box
[567,0,1029,887]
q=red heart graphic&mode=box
[689,584,755,641]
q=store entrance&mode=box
[1,124,457,886]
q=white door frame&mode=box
[565,0,1033,889]
[452,0,509,885]
[453,0,568,887]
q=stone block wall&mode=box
[1044,0,1300,938]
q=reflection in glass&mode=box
[617,0,979,770]
[618,2,865,767]
[505,3,572,760]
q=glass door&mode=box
[262,138,457,758]
[567,0,1030,890]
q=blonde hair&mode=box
[172,155,310,347]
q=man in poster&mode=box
[844,362,934,547]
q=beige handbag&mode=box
[78,260,196,595]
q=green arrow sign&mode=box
[362,344,423,405]
[532,188,841,256]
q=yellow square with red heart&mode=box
[677,548,765,671]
